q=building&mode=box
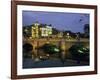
[31,22,52,38]
[84,24,89,38]
[32,22,39,38]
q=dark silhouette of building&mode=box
[84,24,89,38]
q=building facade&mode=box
[31,22,52,38]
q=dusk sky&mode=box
[22,11,89,33]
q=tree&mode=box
[69,44,89,63]
[23,26,32,38]
[52,28,60,35]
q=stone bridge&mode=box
[23,38,89,59]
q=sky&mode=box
[22,11,89,33]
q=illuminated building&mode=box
[31,22,52,38]
[32,22,40,38]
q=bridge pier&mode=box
[60,39,66,62]
[31,41,39,60]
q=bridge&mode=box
[23,38,89,59]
